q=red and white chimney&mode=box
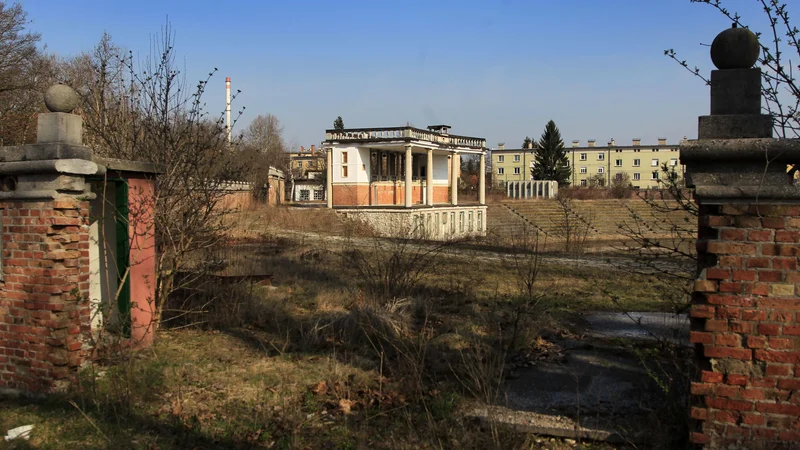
[225,77,231,143]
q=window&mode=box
[514,167,521,174]
[497,167,504,175]
[299,189,310,201]
[477,211,483,232]
[580,167,587,174]
[597,153,605,161]
[615,173,624,181]
[670,158,678,166]
[652,171,659,180]
[580,179,587,186]
[598,167,604,174]
[529,161,535,168]
[450,212,455,233]
[341,151,348,164]
[498,155,504,162]
[313,189,324,201]
[615,159,622,167]
[513,155,520,162]
[633,172,641,181]
[580,153,587,161]
[342,166,348,177]
[633,159,640,167]
[459,211,464,232]
[651,158,659,167]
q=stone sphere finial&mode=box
[710,23,760,70]
[44,84,79,113]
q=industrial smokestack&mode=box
[225,77,231,143]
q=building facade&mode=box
[288,145,326,178]
[491,138,685,189]
[287,145,326,202]
[323,125,487,239]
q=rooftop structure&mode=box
[323,125,487,239]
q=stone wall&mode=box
[338,205,487,240]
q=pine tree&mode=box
[522,136,532,149]
[531,120,571,186]
[333,116,345,130]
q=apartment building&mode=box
[491,138,685,189]
[288,144,326,178]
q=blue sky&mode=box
[21,0,787,149]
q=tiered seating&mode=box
[488,199,695,247]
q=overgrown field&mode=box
[2,207,693,449]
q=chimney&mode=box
[498,142,505,150]
[609,138,615,146]
[632,138,641,146]
[572,140,579,148]
[658,137,667,146]
[225,77,231,143]
[588,139,596,147]
[311,144,316,153]
[301,146,305,153]
[527,141,534,149]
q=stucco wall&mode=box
[339,205,487,240]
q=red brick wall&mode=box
[332,184,370,207]
[690,203,800,447]
[0,198,91,393]
[334,183,450,207]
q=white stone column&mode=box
[404,145,413,208]
[426,149,434,206]
[450,152,459,206]
[326,147,333,208]
[479,152,486,205]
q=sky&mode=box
[20,0,792,149]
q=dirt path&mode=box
[264,228,693,276]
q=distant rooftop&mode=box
[324,125,485,150]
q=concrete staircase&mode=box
[487,199,695,247]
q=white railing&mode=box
[325,127,485,149]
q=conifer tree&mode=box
[522,136,532,149]
[333,116,345,130]
[531,120,571,186]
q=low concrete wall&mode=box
[338,205,488,240]
[505,180,558,199]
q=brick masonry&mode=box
[690,203,800,448]
[332,183,450,207]
[0,197,91,393]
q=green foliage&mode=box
[333,116,345,130]
[531,120,571,186]
[521,136,532,149]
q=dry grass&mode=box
[2,214,679,449]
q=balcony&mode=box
[325,126,486,149]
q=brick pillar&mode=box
[683,26,800,448]
[0,86,96,393]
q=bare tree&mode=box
[64,23,248,330]
[666,0,799,139]
[0,2,55,145]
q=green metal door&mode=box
[114,180,131,337]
